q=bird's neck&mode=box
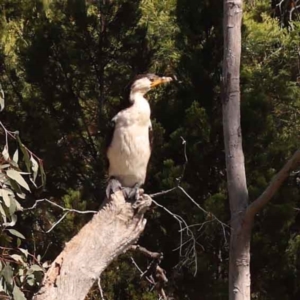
[129,91,150,112]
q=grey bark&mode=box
[222,0,251,299]
[222,1,300,300]
[33,191,152,300]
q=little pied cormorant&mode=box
[106,74,173,199]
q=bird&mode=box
[106,73,173,199]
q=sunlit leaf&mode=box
[16,192,26,199]
[1,264,13,285]
[42,261,50,268]
[6,169,30,192]
[26,274,35,286]
[7,229,25,239]
[39,161,46,186]
[19,248,28,258]
[2,145,9,161]
[0,189,11,208]
[9,179,22,194]
[0,164,10,169]
[30,156,38,182]
[9,196,17,216]
[12,285,26,300]
[30,264,43,272]
[14,199,23,211]
[0,85,5,112]
[16,137,31,173]
[11,254,26,265]
[13,149,19,164]
[3,214,17,227]
[0,204,7,223]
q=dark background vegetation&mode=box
[1,0,300,299]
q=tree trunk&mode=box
[33,191,152,300]
[222,0,251,299]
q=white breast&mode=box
[107,98,152,187]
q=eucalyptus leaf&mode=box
[8,196,17,216]
[0,189,11,208]
[30,156,39,182]
[7,229,25,239]
[0,204,7,223]
[0,85,4,112]
[16,192,26,199]
[19,248,29,258]
[2,145,9,161]
[12,284,26,300]
[13,149,19,164]
[16,137,31,173]
[30,264,43,272]
[15,199,23,211]
[11,254,26,265]
[1,264,13,285]
[39,161,46,186]
[3,213,17,227]
[6,169,30,192]
[9,179,22,194]
[0,164,10,169]
[26,274,35,286]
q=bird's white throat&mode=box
[129,91,151,113]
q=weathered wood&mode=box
[34,191,152,300]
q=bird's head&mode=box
[130,74,173,96]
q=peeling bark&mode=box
[34,191,152,300]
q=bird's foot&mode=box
[122,184,143,201]
[106,177,122,199]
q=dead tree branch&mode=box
[33,191,152,300]
[246,149,300,218]
[130,245,168,300]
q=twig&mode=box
[97,277,105,300]
[149,187,177,198]
[0,121,42,162]
[151,198,198,275]
[24,198,97,233]
[130,256,155,285]
[45,212,69,233]
[24,198,97,214]
[149,138,229,275]
[130,245,168,300]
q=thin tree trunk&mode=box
[222,0,251,299]
[33,191,152,300]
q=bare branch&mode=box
[151,198,198,275]
[247,149,300,218]
[45,212,69,233]
[97,277,105,300]
[130,256,155,285]
[149,187,177,198]
[24,198,97,214]
[130,245,168,300]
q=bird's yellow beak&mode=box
[150,76,173,88]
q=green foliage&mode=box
[0,0,300,299]
[0,120,45,298]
